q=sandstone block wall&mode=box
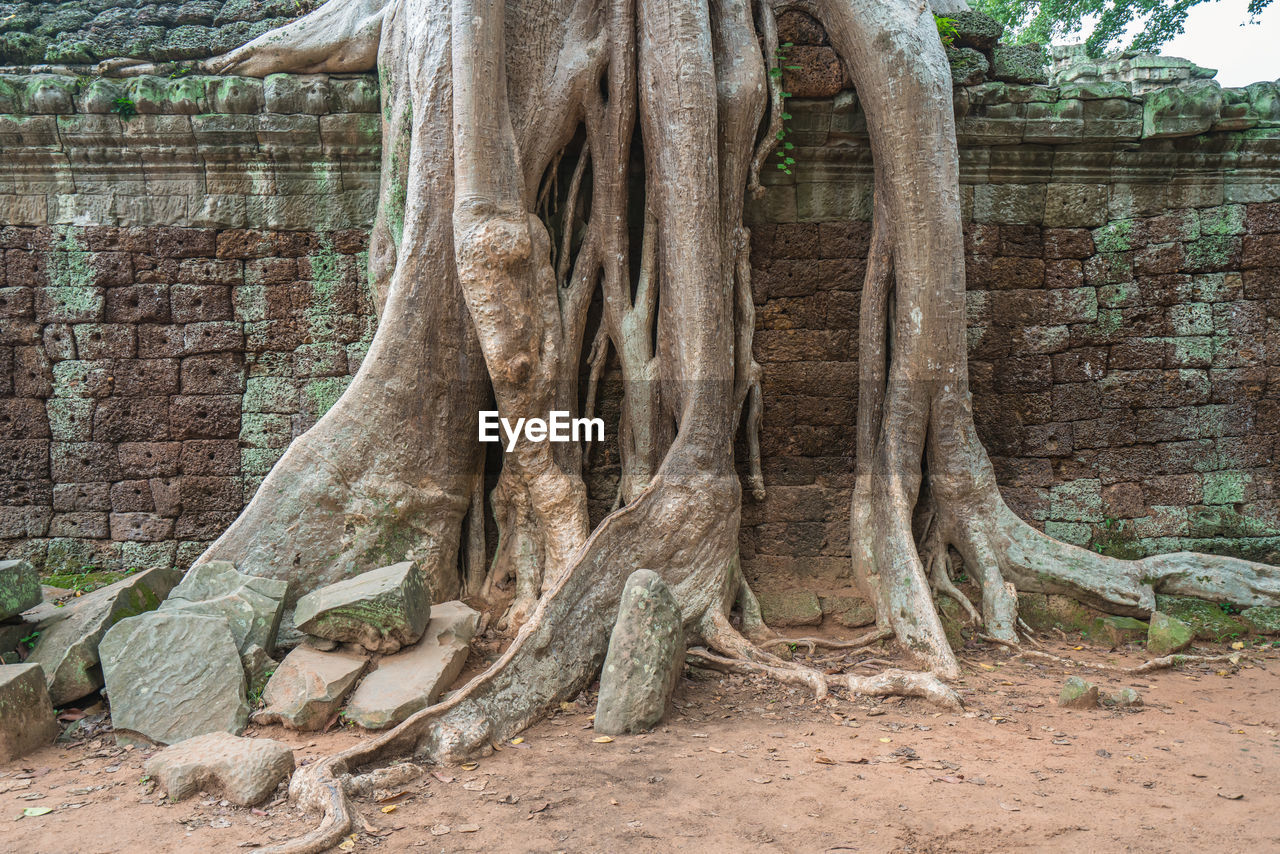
[1,58,1277,588]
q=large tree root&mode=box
[686,648,963,710]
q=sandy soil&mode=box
[6,639,1279,854]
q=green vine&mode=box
[110,96,137,119]
[769,41,799,175]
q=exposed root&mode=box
[841,669,964,710]
[1015,647,1245,675]
[735,574,774,642]
[758,627,892,652]
[700,610,828,699]
[685,647,962,710]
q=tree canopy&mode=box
[975,0,1275,56]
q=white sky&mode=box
[1156,0,1278,86]
[1065,0,1280,87]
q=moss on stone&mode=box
[302,376,350,421]
[991,44,1048,85]
[1240,607,1280,635]
[1019,592,1106,637]
[1154,594,1246,642]
[1092,219,1134,254]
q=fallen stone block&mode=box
[144,732,294,806]
[1147,611,1194,656]
[0,663,59,760]
[595,570,684,736]
[343,601,479,729]
[100,611,248,745]
[253,646,366,731]
[1059,675,1099,709]
[28,567,181,706]
[160,561,288,655]
[294,561,430,654]
[0,559,41,621]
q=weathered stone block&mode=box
[1147,611,1194,655]
[0,559,41,620]
[294,562,429,654]
[100,611,247,744]
[343,601,479,729]
[145,732,293,806]
[160,560,287,654]
[0,663,59,760]
[253,646,366,731]
[756,589,822,627]
[595,570,684,736]
[1143,81,1223,139]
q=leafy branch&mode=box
[769,41,799,175]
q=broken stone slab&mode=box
[160,561,288,655]
[1147,611,1194,656]
[343,601,479,730]
[294,562,430,654]
[253,646,366,731]
[594,570,684,736]
[0,559,41,621]
[1059,676,1099,709]
[144,732,294,806]
[0,663,59,760]
[100,611,248,745]
[27,567,181,706]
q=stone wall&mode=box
[1,46,1278,589]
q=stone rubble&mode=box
[253,645,366,731]
[0,662,59,760]
[293,561,430,654]
[144,731,295,806]
[343,600,479,730]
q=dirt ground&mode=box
[6,638,1280,854]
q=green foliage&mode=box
[110,96,137,118]
[935,15,960,46]
[168,66,193,79]
[19,630,40,651]
[770,42,798,176]
[44,566,140,594]
[975,0,1274,57]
